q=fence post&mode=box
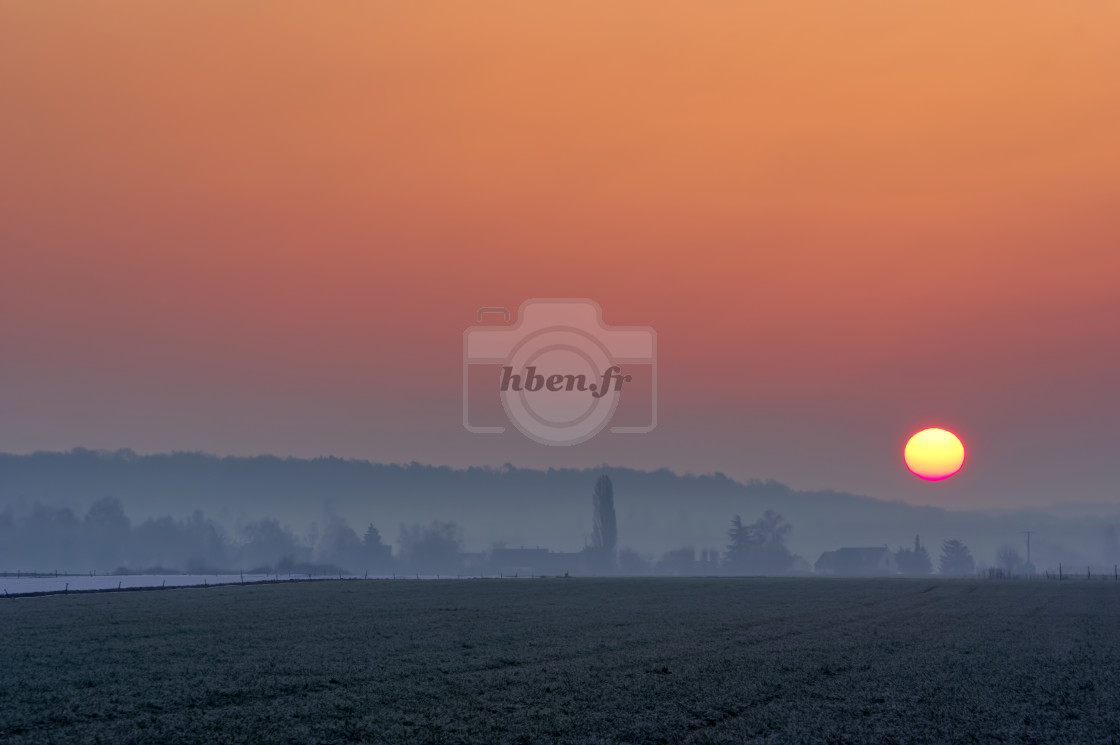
[1059,563,1062,580]
[1088,566,1091,580]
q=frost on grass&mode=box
[1,578,1118,744]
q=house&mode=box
[789,554,813,574]
[814,547,897,576]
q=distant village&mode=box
[420,475,980,578]
[10,451,1113,580]
[2,472,997,578]
[466,537,968,578]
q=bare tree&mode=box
[996,545,1024,575]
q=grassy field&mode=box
[2,578,1119,744]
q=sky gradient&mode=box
[2,2,1118,510]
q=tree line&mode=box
[581,476,980,576]
[0,497,458,575]
[0,474,982,576]
[650,510,976,575]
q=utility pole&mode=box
[1024,531,1033,572]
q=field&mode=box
[2,578,1119,744]
[0,574,344,596]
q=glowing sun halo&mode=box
[904,428,965,481]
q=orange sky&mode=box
[2,2,1118,508]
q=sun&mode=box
[904,427,965,480]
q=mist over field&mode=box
[2,449,1117,575]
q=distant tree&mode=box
[895,535,933,575]
[85,497,131,569]
[591,475,617,553]
[128,510,228,572]
[304,522,321,552]
[398,521,462,574]
[939,538,975,575]
[189,510,230,570]
[588,475,618,572]
[362,524,393,571]
[21,504,81,570]
[316,515,364,573]
[363,523,384,547]
[724,510,793,574]
[239,518,300,571]
[996,545,1024,575]
[86,496,129,530]
[725,515,756,567]
[755,510,792,550]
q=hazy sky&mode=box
[2,2,1118,510]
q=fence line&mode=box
[983,564,1120,580]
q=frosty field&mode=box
[0,574,341,596]
[0,573,482,596]
[2,578,1118,744]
